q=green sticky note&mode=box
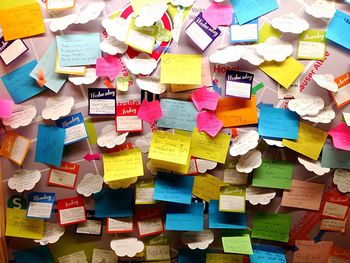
[252,159,293,189]
[222,235,253,255]
[258,23,282,43]
[84,118,97,145]
[251,212,292,242]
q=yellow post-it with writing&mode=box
[193,173,228,202]
[191,128,231,164]
[149,156,191,174]
[103,148,144,182]
[282,122,328,161]
[0,2,45,41]
[160,54,202,85]
[206,253,243,263]
[148,131,191,165]
[5,208,44,239]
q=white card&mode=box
[42,96,74,121]
[298,156,330,176]
[288,94,324,116]
[8,169,41,193]
[333,169,350,193]
[138,218,163,237]
[181,230,214,250]
[34,222,65,245]
[2,104,36,129]
[107,218,133,233]
[76,219,102,235]
[219,193,245,212]
[97,124,128,149]
[77,173,104,197]
[0,39,28,66]
[245,185,276,205]
[27,201,54,219]
[229,130,259,157]
[236,150,262,173]
[110,237,144,257]
[92,249,117,263]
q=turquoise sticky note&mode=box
[35,125,66,167]
[250,244,286,263]
[1,60,45,103]
[326,10,350,50]
[165,202,204,231]
[178,249,207,263]
[209,200,247,229]
[322,139,350,169]
[57,33,101,67]
[30,41,67,93]
[157,99,198,132]
[14,246,53,263]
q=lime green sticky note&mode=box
[222,235,253,255]
[258,23,282,43]
[252,212,292,242]
[252,159,293,190]
[84,118,97,145]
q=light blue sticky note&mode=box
[178,249,207,263]
[94,189,133,218]
[30,41,67,93]
[326,10,350,50]
[1,60,45,103]
[165,202,204,231]
[322,139,350,169]
[230,14,258,43]
[258,106,299,139]
[230,0,278,25]
[209,200,247,229]
[35,124,66,167]
[250,244,286,263]
[14,246,53,263]
[56,33,101,66]
[154,172,194,204]
[157,99,198,131]
[56,112,88,145]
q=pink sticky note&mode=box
[137,100,163,125]
[328,122,350,151]
[197,111,223,137]
[191,86,220,111]
[202,2,233,29]
[96,55,124,81]
[0,99,14,118]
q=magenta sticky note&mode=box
[137,100,163,125]
[203,2,233,29]
[96,55,124,81]
[328,122,350,151]
[0,99,14,118]
[197,111,223,137]
[191,86,220,111]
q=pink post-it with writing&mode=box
[191,86,220,111]
[328,122,350,151]
[96,55,124,81]
[137,100,163,125]
[0,99,14,118]
[202,2,233,29]
[197,111,223,137]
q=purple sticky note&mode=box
[225,70,254,99]
[0,36,28,66]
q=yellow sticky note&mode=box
[160,54,202,85]
[282,122,328,161]
[103,148,144,182]
[0,0,36,10]
[192,173,228,202]
[206,253,243,263]
[191,128,231,164]
[148,131,191,165]
[258,23,282,43]
[0,2,45,41]
[5,208,44,239]
[149,155,191,174]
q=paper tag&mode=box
[219,186,246,212]
[8,169,41,193]
[236,150,262,173]
[57,196,86,226]
[27,192,55,219]
[2,104,36,129]
[135,177,156,205]
[1,131,31,165]
[106,217,133,234]
[271,13,309,34]
[297,30,326,60]
[230,130,259,157]
[76,219,103,235]
[333,169,350,193]
[245,185,276,205]
[48,162,79,189]
[88,88,116,116]
[56,112,88,145]
[34,222,65,246]
[77,173,104,197]
[225,70,253,99]
[0,36,28,66]
[230,14,258,43]
[136,208,164,237]
[116,94,143,132]
[110,237,145,257]
[181,230,214,250]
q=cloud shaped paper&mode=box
[135,132,153,153]
[135,1,168,28]
[333,169,350,193]
[170,0,196,7]
[263,138,284,147]
[68,68,98,85]
[312,74,339,92]
[50,13,79,32]
[209,45,265,65]
[230,130,259,157]
[42,96,74,121]
[298,156,330,176]
[34,222,65,246]
[256,37,293,62]
[136,76,166,94]
[8,169,41,193]
[272,13,309,34]
[77,173,104,197]
[181,230,214,250]
[110,237,144,257]
[125,54,158,75]
[245,185,276,205]
[2,104,37,129]
[305,0,336,19]
[100,36,128,55]
[301,107,335,124]
[97,124,129,149]
[236,150,262,173]
[75,0,105,24]
[288,94,324,116]
[196,159,217,173]
[102,17,130,42]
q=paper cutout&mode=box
[197,111,223,137]
[191,86,219,111]
[75,0,105,24]
[135,132,153,153]
[181,230,214,250]
[97,125,128,149]
[8,169,41,193]
[301,106,335,124]
[2,104,36,129]
[68,68,98,85]
[136,76,166,94]
[138,99,163,125]
[77,173,104,197]
[328,123,350,151]
[229,130,259,157]
[110,237,144,257]
[100,36,128,55]
[196,159,217,174]
[312,74,339,92]
[170,0,195,7]
[236,150,262,173]
[305,0,336,19]
[42,96,74,121]
[96,55,124,81]
[271,13,309,34]
[245,185,276,205]
[49,12,78,32]
[298,156,330,176]
[203,2,232,28]
[125,54,158,75]
[102,17,130,42]
[135,1,168,28]
[288,94,324,116]
[333,169,350,193]
[34,222,65,246]
[106,177,138,190]
[263,138,284,147]
[256,37,293,62]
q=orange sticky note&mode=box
[0,2,45,41]
[293,240,333,263]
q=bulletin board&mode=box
[0,0,350,262]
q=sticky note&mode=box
[321,139,350,169]
[328,123,350,151]
[206,253,242,263]
[258,23,281,43]
[191,86,220,111]
[209,200,247,229]
[0,99,14,118]
[35,125,66,167]
[96,55,124,81]
[84,118,97,144]
[14,246,53,263]
[192,173,227,202]
[258,106,299,139]
[137,99,163,125]
[222,235,253,255]
[297,30,326,60]
[326,10,350,50]
[103,148,144,182]
[282,122,328,161]
[154,172,194,204]
[251,212,292,242]
[160,54,201,85]
[0,36,28,66]
[149,157,191,175]
[203,2,233,28]
[148,131,191,165]
[1,60,46,104]
[250,244,286,263]
[294,240,333,263]
[190,128,231,164]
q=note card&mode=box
[56,112,88,145]
[209,200,247,229]
[225,70,253,99]
[48,162,79,189]
[56,197,86,226]
[222,235,253,255]
[219,186,246,213]
[0,36,28,66]
[116,94,142,132]
[14,246,53,263]
[297,30,326,60]
[326,10,350,50]
[27,192,55,219]
[136,208,164,237]
[56,33,101,67]
[160,54,202,85]
[252,212,292,242]
[88,88,116,116]
[230,14,258,43]
[250,244,286,263]
[321,139,350,169]
[1,131,31,166]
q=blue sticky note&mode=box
[326,10,350,50]
[56,112,88,145]
[1,60,45,103]
[35,125,66,167]
[178,249,207,263]
[57,33,101,66]
[165,202,204,231]
[250,244,286,263]
[322,139,350,169]
[14,246,53,263]
[209,200,247,229]
[27,192,55,219]
[30,41,67,93]
[258,106,299,139]
[230,0,278,25]
[157,99,198,131]
[154,172,194,204]
[94,188,133,218]
[230,14,258,43]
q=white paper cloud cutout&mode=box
[230,130,259,157]
[241,46,266,66]
[125,54,158,75]
[75,0,105,24]
[135,1,168,28]
[333,169,350,193]
[263,138,284,148]
[181,230,214,250]
[288,94,324,116]
[100,36,128,55]
[8,169,41,193]
[68,68,98,85]
[301,106,335,124]
[50,12,79,32]
[170,0,196,7]
[34,222,65,246]
[272,13,309,34]
[236,150,262,173]
[77,173,104,197]
[105,177,138,189]
[110,237,144,257]
[312,74,339,92]
[297,156,330,176]
[102,17,130,42]
[135,132,153,153]
[305,0,336,19]
[256,37,293,62]
[136,76,166,94]
[245,185,276,205]
[196,159,217,173]
[2,104,36,129]
[97,124,129,149]
[42,96,74,121]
